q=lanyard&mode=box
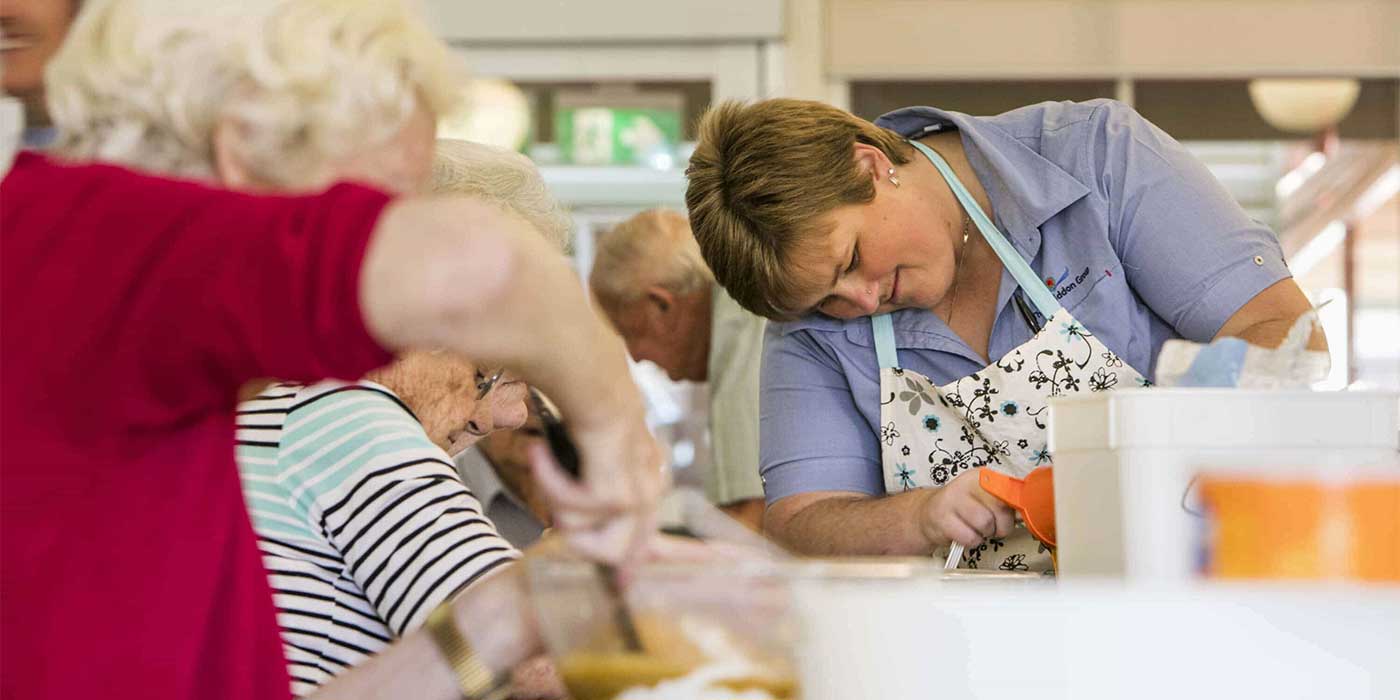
[873,141,1052,367]
[908,140,1062,320]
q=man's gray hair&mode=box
[431,139,572,252]
[590,208,714,309]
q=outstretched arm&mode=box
[358,197,666,566]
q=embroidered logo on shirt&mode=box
[1047,266,1118,304]
[1048,267,1093,300]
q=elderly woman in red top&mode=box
[0,1,667,699]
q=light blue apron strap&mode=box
[908,140,1062,320]
[871,313,900,368]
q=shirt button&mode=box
[1254,255,1265,266]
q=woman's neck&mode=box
[913,130,996,226]
[911,131,1004,361]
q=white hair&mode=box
[46,0,462,185]
[589,208,715,309]
[431,139,573,252]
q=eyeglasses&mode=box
[475,367,506,400]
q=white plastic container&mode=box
[1047,389,1398,580]
[791,573,1400,700]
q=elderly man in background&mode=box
[236,140,572,695]
[3,1,666,699]
[591,208,768,530]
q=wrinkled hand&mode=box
[528,405,668,567]
[524,528,767,569]
[919,468,1016,550]
[637,531,772,565]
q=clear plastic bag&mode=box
[1155,311,1330,389]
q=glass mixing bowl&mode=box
[525,556,799,700]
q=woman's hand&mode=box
[528,406,669,567]
[918,469,1016,550]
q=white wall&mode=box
[421,0,783,43]
[825,0,1400,79]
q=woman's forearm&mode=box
[359,197,639,423]
[311,632,460,699]
[310,564,537,700]
[767,490,939,556]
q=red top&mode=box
[1,153,395,699]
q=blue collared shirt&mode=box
[22,125,57,150]
[760,99,1291,502]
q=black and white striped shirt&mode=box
[236,381,519,696]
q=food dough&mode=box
[557,615,795,700]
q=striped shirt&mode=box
[236,380,519,696]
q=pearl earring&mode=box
[887,167,901,188]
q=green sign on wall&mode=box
[556,106,682,166]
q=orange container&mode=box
[1198,474,1400,582]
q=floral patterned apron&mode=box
[875,140,1149,572]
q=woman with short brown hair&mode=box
[685,97,1321,569]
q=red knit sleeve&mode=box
[1,155,397,426]
[189,180,398,385]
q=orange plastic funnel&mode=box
[979,467,1057,548]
